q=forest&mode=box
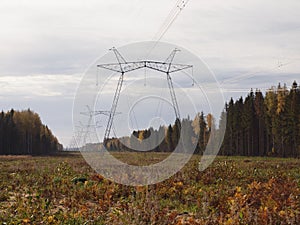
[105,81,300,158]
[1,81,299,157]
[221,81,300,157]
[0,109,62,155]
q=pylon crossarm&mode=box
[98,62,145,73]
[97,64,123,73]
[144,61,169,73]
[121,62,145,73]
[144,61,192,74]
[80,110,112,117]
[168,65,193,74]
[97,61,192,74]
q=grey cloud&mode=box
[1,0,300,146]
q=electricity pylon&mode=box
[97,47,193,142]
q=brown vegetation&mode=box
[0,153,299,224]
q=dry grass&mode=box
[0,152,299,224]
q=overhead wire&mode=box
[220,61,293,86]
[151,0,296,96]
[149,0,191,119]
[148,0,190,55]
[153,0,183,40]
[156,1,189,42]
[217,57,300,95]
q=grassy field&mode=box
[0,152,299,224]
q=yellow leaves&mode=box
[248,180,260,190]
[73,212,80,219]
[259,206,269,221]
[229,186,245,205]
[135,185,146,193]
[41,215,57,224]
[173,181,183,187]
[225,218,234,225]
[22,218,30,223]
[173,181,184,191]
[177,181,184,187]
[183,188,190,195]
[224,177,300,224]
[228,199,235,205]
[279,210,286,217]
[47,215,55,223]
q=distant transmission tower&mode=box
[79,105,110,144]
[97,47,193,142]
[78,105,121,146]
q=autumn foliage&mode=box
[0,109,62,155]
[0,153,299,224]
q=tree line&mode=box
[0,109,63,155]
[104,81,300,158]
[220,81,300,157]
[104,113,213,154]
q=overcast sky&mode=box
[1,0,300,146]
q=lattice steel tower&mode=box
[97,47,193,142]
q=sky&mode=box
[1,0,300,147]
